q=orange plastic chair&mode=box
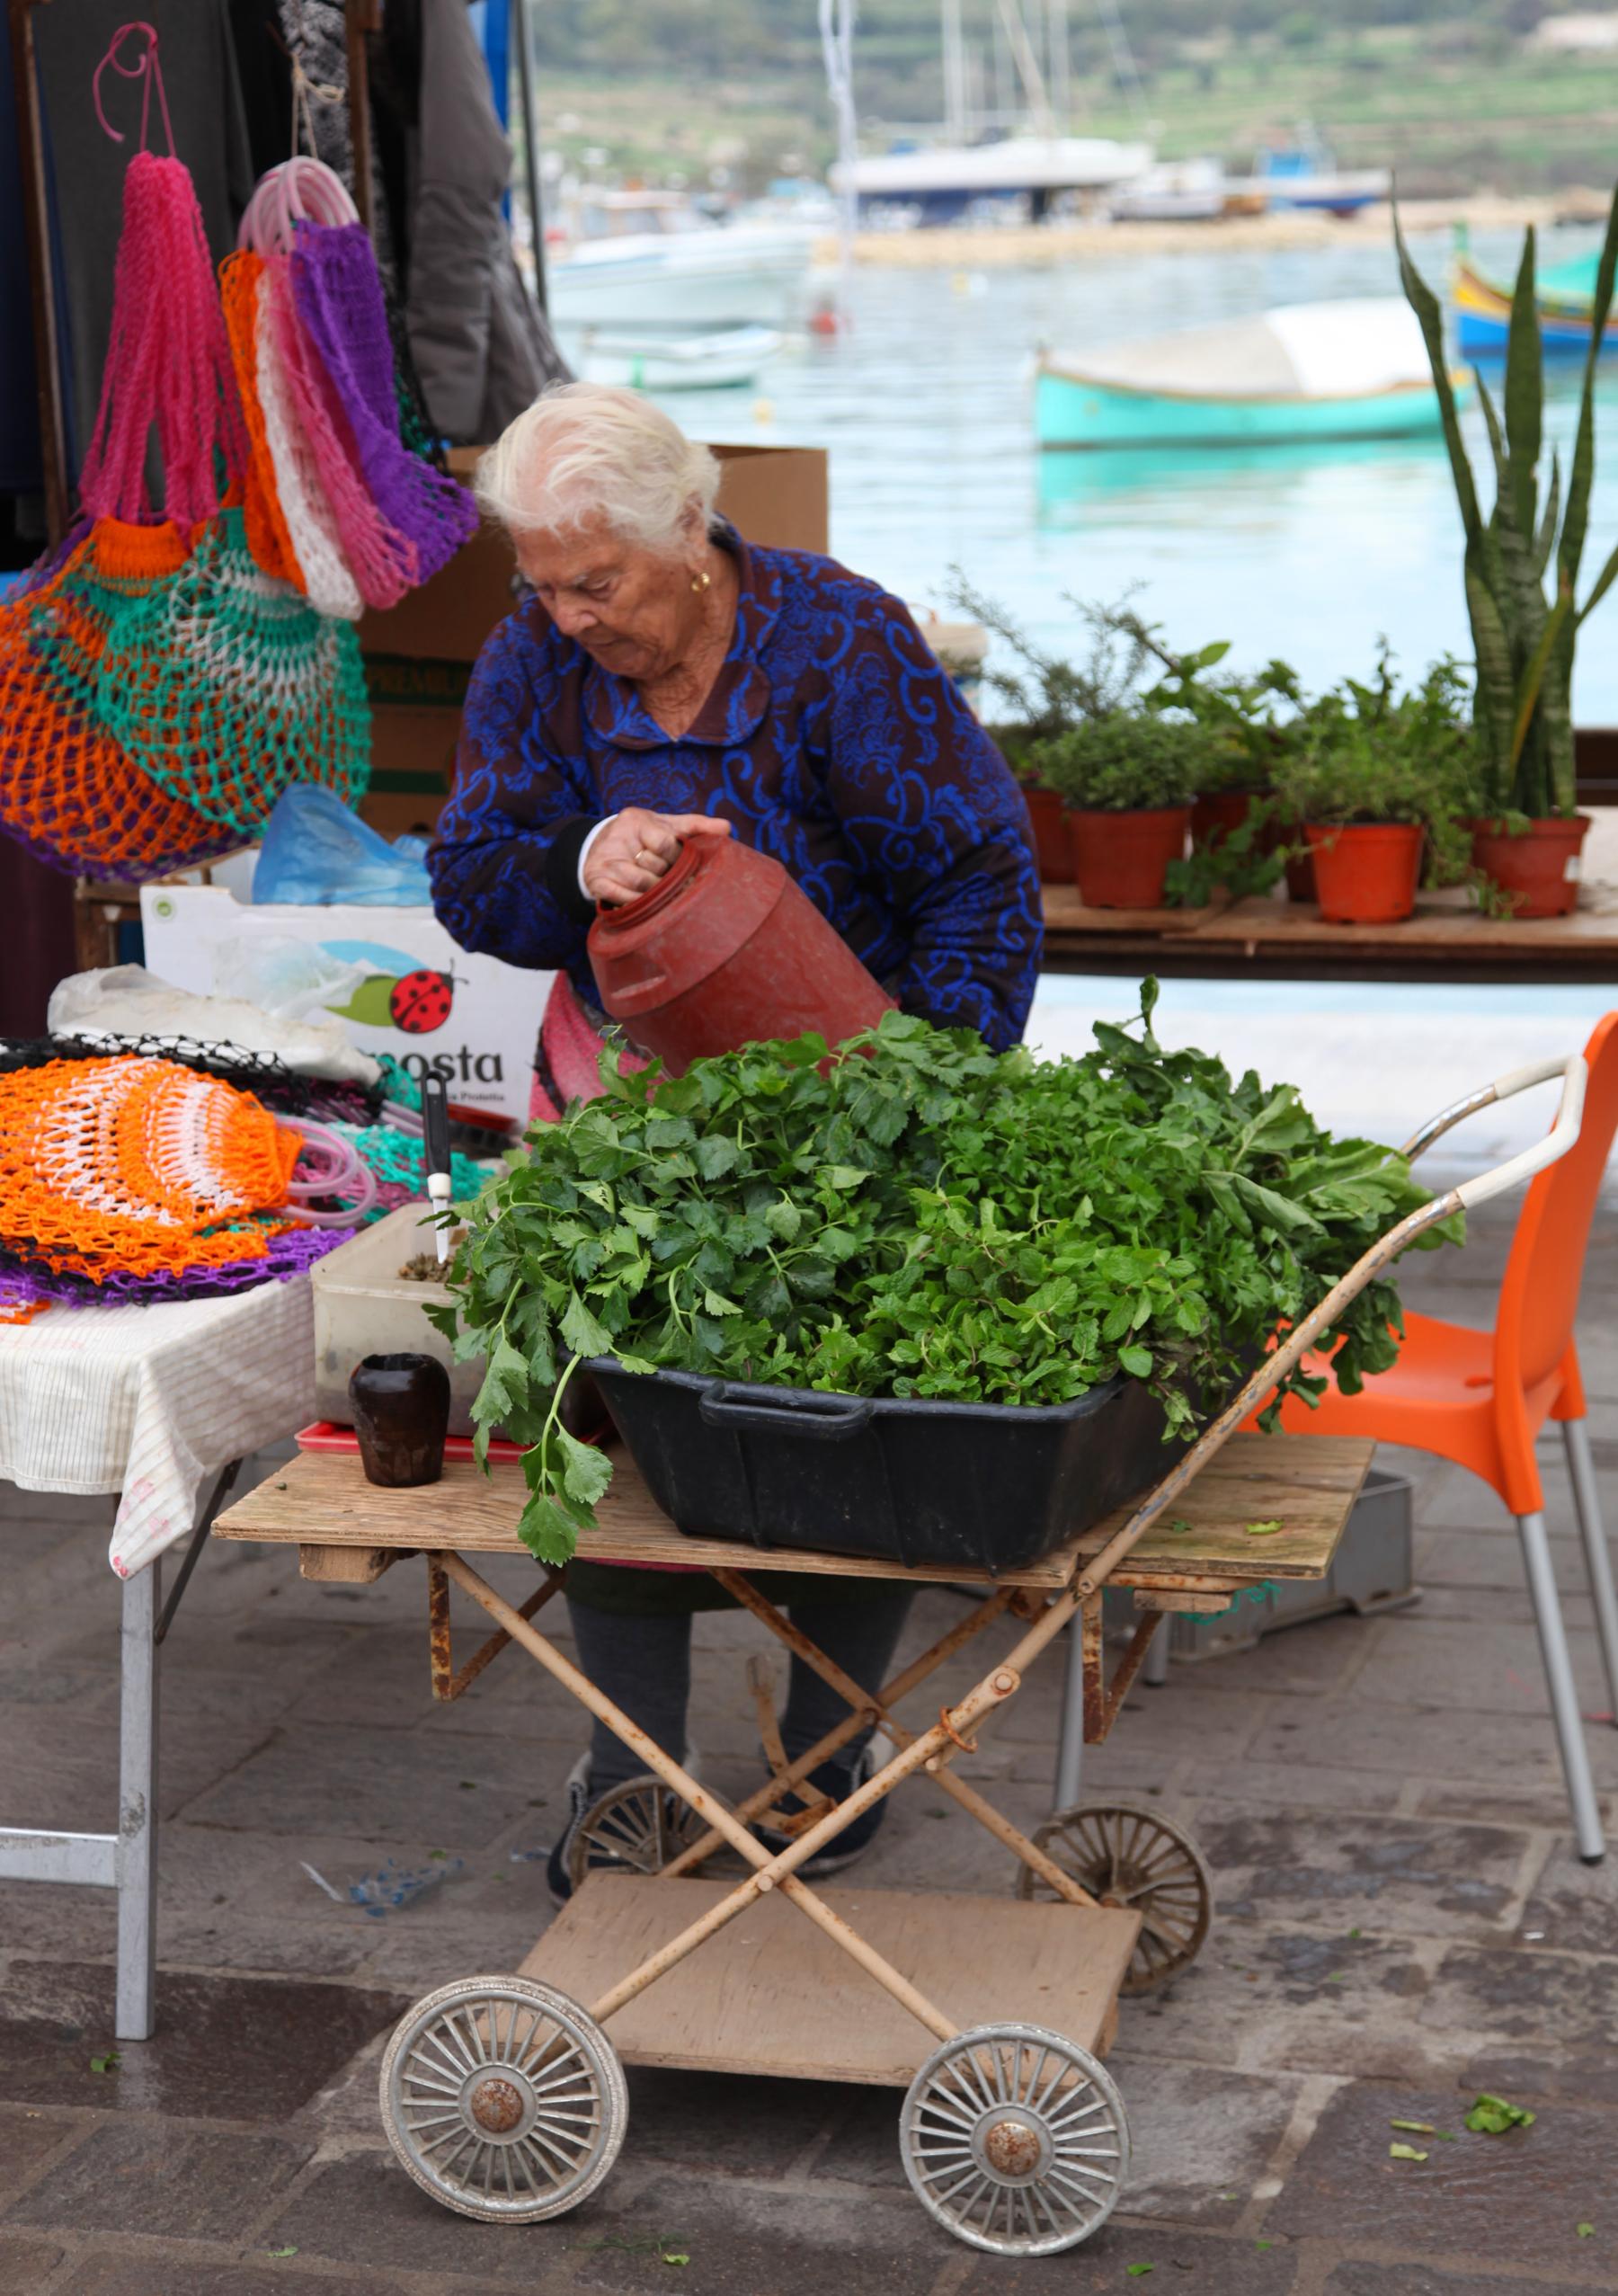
[1265,1013,1618,1864]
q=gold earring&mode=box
[690,569,711,594]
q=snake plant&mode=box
[1396,187,1618,818]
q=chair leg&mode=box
[1516,1510,1605,1864]
[1563,1418,1618,1729]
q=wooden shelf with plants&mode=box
[998,187,1618,984]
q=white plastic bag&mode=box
[47,963,381,1085]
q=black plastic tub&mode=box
[584,1358,1196,1575]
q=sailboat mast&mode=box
[941,0,968,139]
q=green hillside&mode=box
[527,2,1618,194]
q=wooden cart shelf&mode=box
[217,1432,1373,1594]
[528,1875,1140,2086]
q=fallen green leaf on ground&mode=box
[1245,1518,1285,1535]
[1466,2092,1536,2134]
[1391,2119,1436,2133]
[1390,2143,1429,2162]
[1578,2223,1596,2238]
[1126,2269,1154,2280]
[1164,1517,1195,1534]
[662,2256,689,2269]
[266,2248,298,2260]
[87,2052,118,2075]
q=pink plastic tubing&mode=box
[277,1117,378,1225]
[76,150,246,529]
[260,252,419,610]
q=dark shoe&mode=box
[756,1740,890,1877]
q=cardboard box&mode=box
[139,860,551,1127]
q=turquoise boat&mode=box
[1036,298,1469,450]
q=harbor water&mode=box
[654,224,1618,718]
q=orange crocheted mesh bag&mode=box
[0,1057,303,1286]
[0,523,237,880]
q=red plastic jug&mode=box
[587,835,895,1074]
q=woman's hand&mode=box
[583,808,733,905]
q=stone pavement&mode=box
[4,1197,1618,2294]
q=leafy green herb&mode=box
[1125,2268,1155,2280]
[1578,2223,1596,2238]
[439,992,1459,1565]
[662,2254,690,2268]
[88,2051,119,2075]
[1245,1518,1285,1536]
[1466,2092,1536,2135]
[266,2248,298,2259]
[1391,2120,1436,2134]
[1390,2142,1428,2162]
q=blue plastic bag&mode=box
[253,784,433,907]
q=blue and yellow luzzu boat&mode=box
[1453,253,1618,358]
[1036,297,1470,450]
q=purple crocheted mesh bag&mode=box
[290,222,478,583]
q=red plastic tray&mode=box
[296,1420,531,1464]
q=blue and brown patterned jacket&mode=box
[429,526,1043,1049]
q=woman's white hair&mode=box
[475,382,722,556]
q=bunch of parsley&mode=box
[433,983,1458,1563]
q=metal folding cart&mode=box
[218,1051,1587,2258]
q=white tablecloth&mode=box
[0,1279,316,1577]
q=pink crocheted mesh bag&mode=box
[76,150,245,530]
[259,252,419,611]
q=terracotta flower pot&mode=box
[1068,805,1192,910]
[1303,822,1425,925]
[1020,783,1072,883]
[1190,789,1252,849]
[1471,814,1591,920]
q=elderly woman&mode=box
[431,382,1042,1899]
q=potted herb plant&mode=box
[1272,655,1474,924]
[1399,189,1618,918]
[1030,710,1210,908]
[945,578,1157,885]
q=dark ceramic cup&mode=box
[349,1353,451,1487]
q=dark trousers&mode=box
[566,1584,916,1798]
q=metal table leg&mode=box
[0,1457,242,2042]
[116,1557,160,2039]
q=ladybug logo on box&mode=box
[322,941,458,1034]
[316,940,503,1089]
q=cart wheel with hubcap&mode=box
[1016,1798,1213,1995]
[379,1975,627,2221]
[568,1773,706,1891]
[899,2021,1129,2255]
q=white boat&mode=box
[547,191,815,330]
[560,325,786,393]
[1108,158,1227,224]
[831,136,1152,221]
[1036,297,1469,449]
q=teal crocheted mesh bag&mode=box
[94,507,371,832]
